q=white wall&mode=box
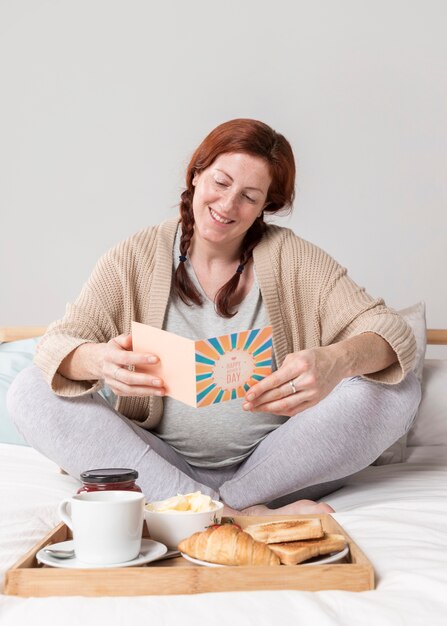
[1,1,446,356]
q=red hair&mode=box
[173,119,296,318]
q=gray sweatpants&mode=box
[7,365,421,509]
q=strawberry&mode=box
[206,516,242,531]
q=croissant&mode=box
[178,524,280,566]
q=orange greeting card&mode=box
[131,322,273,408]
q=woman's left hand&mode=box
[243,345,346,417]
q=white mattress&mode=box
[1,443,447,626]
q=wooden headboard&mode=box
[0,326,446,345]
[426,330,447,345]
[0,327,48,342]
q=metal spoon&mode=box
[43,547,75,559]
[42,547,179,561]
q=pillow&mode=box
[0,337,40,445]
[372,301,426,465]
[407,359,447,446]
[0,336,116,445]
[397,301,427,383]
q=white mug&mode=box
[59,491,145,565]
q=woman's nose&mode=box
[219,190,238,211]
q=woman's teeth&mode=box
[209,208,233,224]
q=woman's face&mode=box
[191,152,271,255]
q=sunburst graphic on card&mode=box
[194,326,273,407]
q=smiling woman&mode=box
[7,118,420,519]
[174,119,295,317]
[193,153,269,244]
[185,152,271,308]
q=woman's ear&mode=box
[192,172,199,186]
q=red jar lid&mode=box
[80,468,139,484]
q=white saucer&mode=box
[181,545,349,567]
[181,553,225,567]
[301,544,349,566]
[37,539,169,569]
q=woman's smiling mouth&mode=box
[209,207,234,224]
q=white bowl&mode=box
[144,500,224,550]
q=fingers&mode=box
[110,334,159,367]
[243,346,343,417]
[245,392,316,418]
[251,396,317,417]
[244,378,302,410]
[243,351,320,416]
[105,334,164,397]
[113,333,133,349]
[243,383,314,416]
[245,357,306,404]
[107,365,166,397]
[110,366,163,389]
[110,378,165,398]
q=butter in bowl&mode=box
[144,491,224,550]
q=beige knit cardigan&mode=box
[35,217,416,429]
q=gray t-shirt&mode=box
[153,229,287,468]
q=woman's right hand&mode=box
[59,333,165,398]
[102,333,165,398]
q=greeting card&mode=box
[131,321,273,408]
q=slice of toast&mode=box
[244,518,324,544]
[268,533,347,565]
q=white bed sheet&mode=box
[1,443,447,626]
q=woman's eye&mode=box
[213,179,255,202]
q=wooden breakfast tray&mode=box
[5,514,374,596]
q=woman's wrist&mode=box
[330,333,397,379]
[325,341,354,380]
[58,342,107,382]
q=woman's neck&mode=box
[188,236,242,269]
[187,234,253,304]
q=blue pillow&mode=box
[0,337,41,445]
[0,337,116,446]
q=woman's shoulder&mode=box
[102,216,179,264]
[261,223,335,264]
[256,224,346,298]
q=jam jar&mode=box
[77,468,142,494]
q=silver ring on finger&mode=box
[288,379,297,395]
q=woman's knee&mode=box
[347,371,421,435]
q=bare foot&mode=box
[222,504,242,517]
[240,499,334,516]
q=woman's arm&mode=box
[331,332,397,378]
[58,342,106,381]
[243,332,398,417]
[58,334,165,398]
[36,236,143,396]
[317,258,416,384]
